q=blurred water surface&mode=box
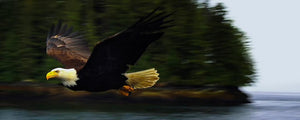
[1,92,300,120]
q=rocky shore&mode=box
[0,82,250,108]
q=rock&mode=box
[0,83,250,108]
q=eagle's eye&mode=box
[55,70,60,73]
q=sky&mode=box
[210,0,300,92]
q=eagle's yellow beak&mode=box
[46,71,58,80]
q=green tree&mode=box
[201,3,255,86]
[0,0,255,87]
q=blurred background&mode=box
[0,0,255,87]
[3,0,300,120]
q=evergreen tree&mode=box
[201,3,255,86]
[0,1,22,82]
[0,0,255,87]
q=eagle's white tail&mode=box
[125,68,159,89]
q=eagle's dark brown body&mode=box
[46,8,172,91]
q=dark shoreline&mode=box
[0,82,250,108]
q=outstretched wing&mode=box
[46,21,91,71]
[79,9,172,78]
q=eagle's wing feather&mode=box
[79,9,172,79]
[46,21,91,71]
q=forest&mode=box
[0,0,255,87]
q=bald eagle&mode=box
[46,9,171,96]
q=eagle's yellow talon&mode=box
[119,85,134,96]
[123,85,134,91]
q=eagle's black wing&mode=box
[47,21,91,71]
[78,9,172,82]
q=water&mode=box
[1,92,300,120]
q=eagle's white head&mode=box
[46,68,79,87]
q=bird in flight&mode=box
[45,9,172,96]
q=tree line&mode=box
[0,0,255,87]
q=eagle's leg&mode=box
[119,85,134,96]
